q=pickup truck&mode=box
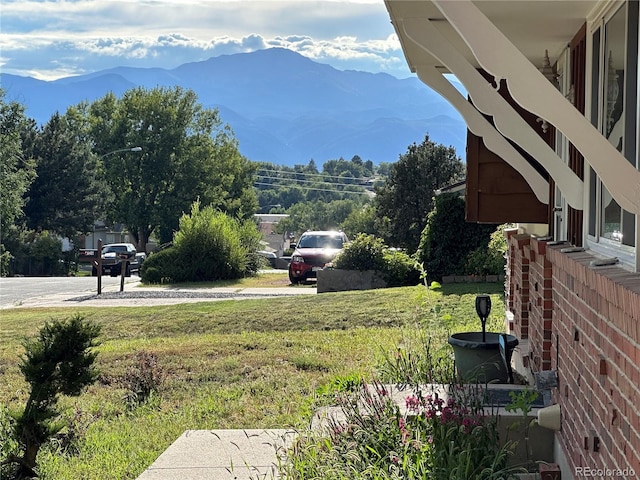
[91,243,146,277]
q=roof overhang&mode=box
[385,0,640,215]
[386,1,597,76]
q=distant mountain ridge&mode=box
[1,48,466,165]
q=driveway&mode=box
[0,275,315,309]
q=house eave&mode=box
[385,0,640,215]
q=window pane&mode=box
[589,28,600,238]
[600,5,626,243]
[589,167,597,236]
[591,28,601,129]
[604,8,624,147]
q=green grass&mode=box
[0,282,505,480]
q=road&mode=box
[0,272,314,309]
[0,275,140,308]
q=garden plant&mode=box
[1,315,100,479]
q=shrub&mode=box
[6,315,100,478]
[122,351,166,409]
[462,224,511,276]
[140,201,262,283]
[0,405,19,479]
[0,245,13,277]
[334,233,386,271]
[382,250,420,287]
[140,248,181,284]
[334,234,420,287]
[8,231,66,276]
[416,194,497,282]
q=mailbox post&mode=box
[79,239,102,295]
[119,253,129,292]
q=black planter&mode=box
[448,332,519,383]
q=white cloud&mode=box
[0,0,411,80]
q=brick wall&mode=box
[506,231,531,340]
[506,234,640,476]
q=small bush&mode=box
[382,250,420,287]
[334,233,386,271]
[0,245,13,277]
[140,201,262,283]
[8,315,100,478]
[0,405,19,479]
[462,224,511,276]
[140,248,180,284]
[334,234,420,287]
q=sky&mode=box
[0,0,413,81]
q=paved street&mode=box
[0,274,315,309]
[0,275,141,308]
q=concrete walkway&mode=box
[136,429,297,480]
[135,386,433,480]
[135,384,552,480]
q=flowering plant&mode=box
[405,385,515,479]
[286,382,519,480]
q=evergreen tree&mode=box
[8,315,100,478]
[0,92,36,238]
[375,134,464,252]
[24,112,107,239]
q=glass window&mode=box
[589,28,600,238]
[590,2,637,250]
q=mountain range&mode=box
[1,48,466,166]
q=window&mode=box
[588,1,638,263]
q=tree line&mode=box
[2,84,499,281]
[1,86,257,275]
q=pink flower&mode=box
[406,395,420,411]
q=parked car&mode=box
[91,243,146,277]
[288,231,348,284]
[257,250,278,268]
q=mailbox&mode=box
[79,249,99,262]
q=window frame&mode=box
[585,0,639,270]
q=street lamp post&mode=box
[101,146,142,158]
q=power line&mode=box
[253,182,372,196]
[257,167,376,183]
[256,175,368,189]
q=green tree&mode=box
[0,92,36,241]
[416,193,497,281]
[276,199,363,236]
[375,134,464,252]
[87,86,257,251]
[7,315,100,478]
[340,203,389,240]
[24,112,107,239]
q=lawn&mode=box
[0,280,505,479]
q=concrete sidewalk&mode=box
[136,429,297,480]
